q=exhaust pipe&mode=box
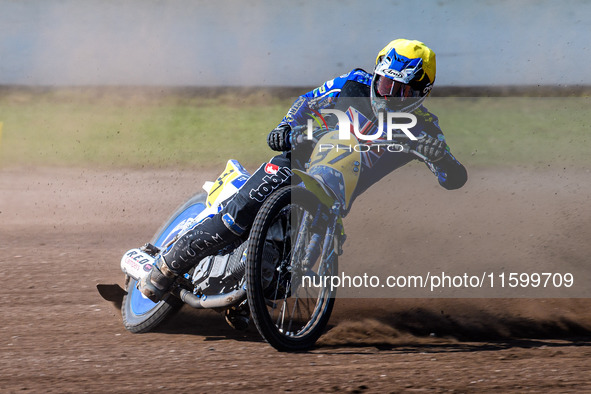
[173,286,246,309]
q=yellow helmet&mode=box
[376,39,436,84]
[371,39,436,113]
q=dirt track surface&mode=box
[1,166,591,392]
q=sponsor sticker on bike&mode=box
[120,249,156,280]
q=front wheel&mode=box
[246,186,338,351]
[121,192,207,333]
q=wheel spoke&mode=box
[247,186,338,350]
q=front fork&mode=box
[298,204,344,278]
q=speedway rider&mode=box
[139,39,468,317]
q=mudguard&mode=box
[295,130,362,212]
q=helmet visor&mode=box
[375,75,421,99]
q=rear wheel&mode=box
[121,193,207,333]
[246,186,338,351]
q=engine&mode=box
[191,241,248,295]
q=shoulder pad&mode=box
[413,105,439,124]
[308,69,372,99]
[343,68,372,85]
[413,105,442,136]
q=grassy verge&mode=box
[428,97,590,169]
[0,88,588,169]
[0,88,292,169]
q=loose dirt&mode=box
[1,166,590,392]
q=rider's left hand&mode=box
[414,136,447,162]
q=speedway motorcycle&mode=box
[119,128,422,351]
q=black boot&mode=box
[139,214,238,302]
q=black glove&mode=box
[267,124,292,151]
[414,136,447,162]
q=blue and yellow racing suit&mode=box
[277,68,467,194]
[220,69,467,235]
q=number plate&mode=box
[120,248,156,280]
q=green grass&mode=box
[0,89,292,169]
[0,89,589,169]
[427,97,590,169]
